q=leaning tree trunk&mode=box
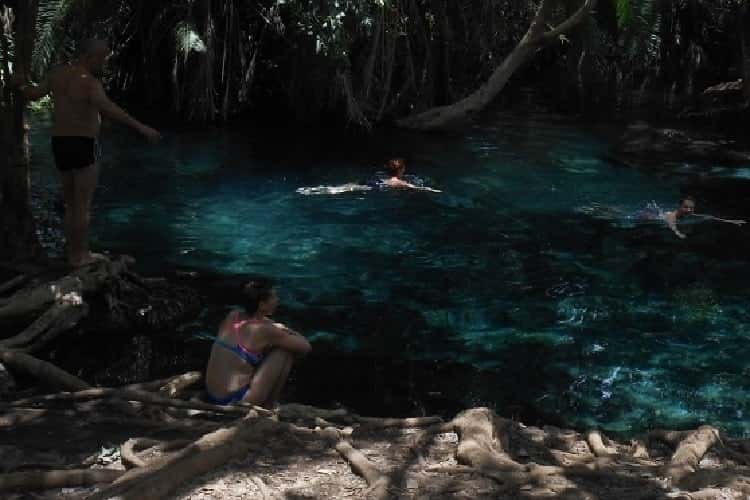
[0,1,43,263]
[740,2,750,101]
[396,0,597,130]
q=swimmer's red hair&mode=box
[386,158,406,176]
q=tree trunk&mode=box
[0,1,43,263]
[396,0,597,130]
[740,3,750,101]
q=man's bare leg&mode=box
[243,349,295,408]
[69,163,102,266]
[60,172,77,264]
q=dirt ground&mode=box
[3,402,750,500]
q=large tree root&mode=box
[657,426,721,482]
[83,416,282,500]
[586,429,616,458]
[120,437,191,469]
[0,349,89,391]
[279,403,441,429]
[11,386,253,415]
[0,256,131,322]
[333,435,391,500]
[157,371,201,398]
[0,469,123,492]
[0,300,88,352]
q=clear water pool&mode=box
[28,104,750,435]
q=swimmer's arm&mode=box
[693,213,747,225]
[89,81,161,141]
[396,179,442,193]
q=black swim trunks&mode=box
[51,136,100,172]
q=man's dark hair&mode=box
[242,277,274,314]
[679,195,696,205]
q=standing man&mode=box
[13,39,161,266]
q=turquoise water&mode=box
[28,106,750,435]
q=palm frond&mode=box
[32,0,74,77]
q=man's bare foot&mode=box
[69,252,108,268]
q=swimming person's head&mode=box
[385,158,406,178]
[677,195,696,217]
[242,278,278,316]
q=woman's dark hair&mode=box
[242,277,274,314]
[385,158,406,176]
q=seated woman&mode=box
[204,279,311,407]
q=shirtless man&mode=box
[13,39,160,266]
[662,195,746,239]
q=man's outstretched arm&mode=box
[89,80,161,142]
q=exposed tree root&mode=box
[665,426,721,482]
[279,402,441,429]
[11,386,252,415]
[250,475,282,500]
[157,371,201,398]
[121,437,191,469]
[0,256,131,323]
[0,349,89,391]
[0,300,88,352]
[586,429,616,458]
[0,468,122,492]
[84,417,280,500]
[334,436,390,500]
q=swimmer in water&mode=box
[658,196,746,239]
[382,158,441,192]
[296,158,441,195]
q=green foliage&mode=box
[615,0,632,29]
[32,0,74,78]
[174,22,206,57]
